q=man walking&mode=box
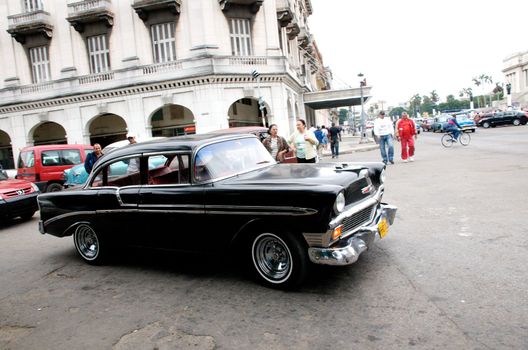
[328,123,342,159]
[396,112,417,162]
[373,111,394,164]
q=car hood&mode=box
[0,179,33,193]
[219,162,373,188]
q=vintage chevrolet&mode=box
[38,134,397,288]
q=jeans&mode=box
[447,126,460,140]
[379,135,394,162]
[297,157,316,163]
[330,142,339,157]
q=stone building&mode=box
[503,50,528,108]
[0,0,369,169]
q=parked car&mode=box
[0,168,39,221]
[477,111,528,128]
[420,119,435,132]
[454,114,477,133]
[432,115,449,132]
[16,144,93,192]
[38,134,397,288]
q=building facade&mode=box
[503,50,528,108]
[0,0,337,169]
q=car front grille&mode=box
[3,187,32,198]
[342,204,377,233]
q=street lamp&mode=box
[358,73,368,143]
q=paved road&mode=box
[1,126,527,350]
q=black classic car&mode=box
[477,111,528,128]
[38,134,397,288]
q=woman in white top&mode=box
[289,119,318,163]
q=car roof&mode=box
[97,133,257,164]
[20,144,93,152]
[210,126,268,134]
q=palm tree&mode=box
[430,90,439,104]
[459,87,474,107]
[472,77,483,108]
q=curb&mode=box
[322,144,378,157]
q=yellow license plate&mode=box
[378,218,389,239]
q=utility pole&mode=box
[251,70,267,127]
[358,73,368,143]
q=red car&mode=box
[0,168,39,221]
[16,144,93,192]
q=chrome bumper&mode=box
[308,204,397,266]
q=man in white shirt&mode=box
[373,111,395,164]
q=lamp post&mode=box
[358,73,368,143]
[251,70,267,127]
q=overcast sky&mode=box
[309,0,528,107]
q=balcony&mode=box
[66,0,114,33]
[7,10,53,44]
[276,0,293,27]
[218,0,264,14]
[132,0,181,21]
[286,20,300,40]
[298,27,312,49]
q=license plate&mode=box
[378,218,389,239]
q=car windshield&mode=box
[194,137,275,182]
[0,171,7,181]
[18,151,34,168]
[457,115,469,122]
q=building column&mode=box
[63,106,84,144]
[263,0,282,56]
[53,2,77,78]
[118,2,140,67]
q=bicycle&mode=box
[441,129,470,148]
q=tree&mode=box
[389,107,407,118]
[430,90,439,104]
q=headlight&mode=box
[31,183,40,192]
[380,169,386,184]
[334,192,345,213]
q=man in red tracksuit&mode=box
[396,112,417,162]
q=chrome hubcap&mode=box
[75,225,99,260]
[252,234,291,283]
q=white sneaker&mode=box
[403,159,408,163]
[410,157,415,162]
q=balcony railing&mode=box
[67,0,112,16]
[7,10,51,28]
[67,0,113,32]
[0,56,300,103]
[143,61,184,75]
[78,71,115,85]
[7,10,53,43]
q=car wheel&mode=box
[482,122,490,128]
[46,183,63,192]
[513,119,521,126]
[20,212,35,221]
[250,231,309,288]
[73,224,108,265]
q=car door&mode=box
[502,112,514,125]
[87,156,142,242]
[136,153,206,250]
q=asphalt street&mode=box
[1,126,527,350]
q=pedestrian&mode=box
[262,124,290,162]
[313,126,325,157]
[84,143,103,173]
[328,122,342,159]
[126,133,140,173]
[395,112,417,162]
[321,125,329,151]
[373,111,395,164]
[289,119,318,163]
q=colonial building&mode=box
[503,50,528,108]
[0,0,370,169]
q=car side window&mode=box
[147,154,190,185]
[90,157,142,188]
[62,150,82,165]
[42,150,61,166]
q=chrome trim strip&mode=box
[44,211,96,226]
[329,185,384,229]
[205,205,317,216]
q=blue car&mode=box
[454,114,477,133]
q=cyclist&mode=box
[446,115,462,141]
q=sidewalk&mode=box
[321,134,378,157]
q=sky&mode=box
[309,0,528,107]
